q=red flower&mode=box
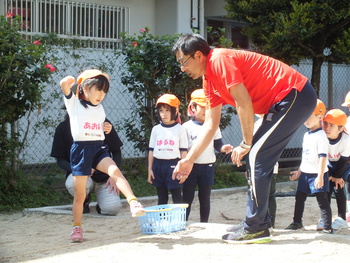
[131,41,138,47]
[6,12,14,18]
[45,63,56,72]
[140,28,146,32]
[33,40,41,45]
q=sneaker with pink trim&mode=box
[130,200,145,217]
[71,226,83,242]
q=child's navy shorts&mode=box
[152,158,182,189]
[70,141,110,176]
[297,172,329,194]
[185,163,215,186]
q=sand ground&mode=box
[1,182,349,263]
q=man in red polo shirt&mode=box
[172,33,317,244]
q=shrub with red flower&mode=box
[45,63,56,72]
[1,13,58,191]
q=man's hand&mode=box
[172,159,194,184]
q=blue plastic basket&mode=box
[138,203,188,234]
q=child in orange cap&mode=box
[181,89,232,222]
[323,108,350,228]
[341,91,350,222]
[60,69,145,242]
[285,99,333,233]
[148,94,188,204]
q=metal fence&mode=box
[16,43,350,178]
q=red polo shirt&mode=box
[203,49,308,114]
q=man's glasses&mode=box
[178,55,194,68]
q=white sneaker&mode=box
[332,217,348,230]
[316,218,324,231]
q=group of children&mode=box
[59,68,349,242]
[148,89,232,222]
[285,94,350,234]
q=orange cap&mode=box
[323,109,347,126]
[77,69,110,85]
[187,89,207,116]
[341,91,350,107]
[156,94,180,108]
[313,99,326,115]
[190,89,207,107]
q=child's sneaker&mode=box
[285,222,303,230]
[332,217,348,230]
[316,218,324,231]
[71,226,83,242]
[130,200,146,217]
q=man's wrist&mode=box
[240,140,252,149]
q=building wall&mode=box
[155,0,197,36]
[204,0,226,17]
[102,0,157,33]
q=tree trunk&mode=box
[310,57,324,97]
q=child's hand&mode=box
[148,170,154,184]
[105,177,120,195]
[60,76,75,96]
[331,177,345,189]
[103,122,112,134]
[314,176,324,189]
[221,144,233,154]
[289,170,300,181]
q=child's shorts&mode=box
[297,171,329,194]
[342,163,350,181]
[71,141,110,176]
[185,163,215,186]
[152,158,182,189]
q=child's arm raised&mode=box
[60,76,76,96]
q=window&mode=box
[4,0,129,49]
[207,18,250,49]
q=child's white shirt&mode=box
[64,92,105,141]
[149,122,188,159]
[327,132,350,162]
[183,120,222,164]
[300,128,329,174]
